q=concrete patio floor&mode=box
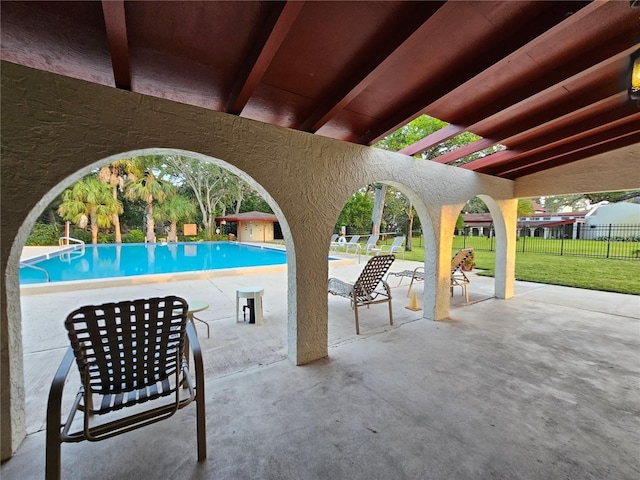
[3,256,639,479]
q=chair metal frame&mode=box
[46,296,206,480]
[386,248,474,301]
[328,254,395,334]
[378,236,406,259]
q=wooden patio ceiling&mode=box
[1,1,638,180]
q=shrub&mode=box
[25,223,60,246]
[68,229,92,244]
[97,232,115,244]
[123,229,145,243]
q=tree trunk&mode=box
[405,200,414,251]
[111,184,122,243]
[146,200,155,242]
[168,221,178,242]
[90,210,99,244]
[371,184,387,234]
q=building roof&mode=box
[217,211,278,223]
[2,1,638,180]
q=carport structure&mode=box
[1,0,639,462]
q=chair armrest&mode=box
[48,347,75,422]
[186,322,204,377]
[186,321,207,461]
[381,279,392,296]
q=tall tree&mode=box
[97,158,142,243]
[154,194,196,242]
[163,155,235,236]
[57,176,122,244]
[336,190,373,231]
[125,168,172,242]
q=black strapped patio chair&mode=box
[328,254,395,334]
[46,296,206,480]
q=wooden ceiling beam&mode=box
[101,0,130,90]
[430,137,498,165]
[458,93,633,170]
[225,1,305,115]
[479,114,640,176]
[499,133,640,179]
[457,34,637,129]
[397,124,465,156]
[358,1,597,145]
[299,2,446,133]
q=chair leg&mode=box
[45,426,62,480]
[388,300,393,326]
[354,304,360,335]
[187,323,207,461]
[407,276,415,297]
[46,348,74,480]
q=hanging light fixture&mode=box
[630,50,640,102]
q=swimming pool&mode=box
[20,242,288,285]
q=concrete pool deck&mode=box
[4,247,640,479]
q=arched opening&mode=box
[11,148,296,435]
[457,194,517,303]
[326,181,439,337]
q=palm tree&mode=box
[154,194,196,242]
[57,176,122,244]
[97,158,143,243]
[125,168,172,242]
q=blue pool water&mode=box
[20,242,287,285]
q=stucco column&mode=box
[285,235,329,365]
[1,253,25,460]
[430,204,464,321]
[491,198,517,299]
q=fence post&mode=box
[522,231,526,253]
[606,224,612,259]
[560,233,564,256]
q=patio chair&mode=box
[378,236,406,259]
[450,248,473,302]
[385,248,474,299]
[329,234,344,252]
[328,254,395,334]
[343,235,361,254]
[364,234,380,256]
[46,296,206,480]
[387,265,425,297]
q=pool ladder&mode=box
[20,263,50,282]
[58,236,86,262]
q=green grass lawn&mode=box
[375,237,640,295]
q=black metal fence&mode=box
[452,224,640,260]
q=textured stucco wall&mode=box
[1,62,517,458]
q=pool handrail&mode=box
[20,263,50,282]
[58,237,86,262]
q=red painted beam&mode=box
[430,137,497,164]
[102,0,130,90]
[500,93,632,150]
[299,2,446,133]
[461,38,637,134]
[226,1,305,115]
[398,124,465,156]
[499,133,640,179]
[461,93,633,171]
[460,150,519,171]
[482,114,640,176]
[359,2,601,145]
